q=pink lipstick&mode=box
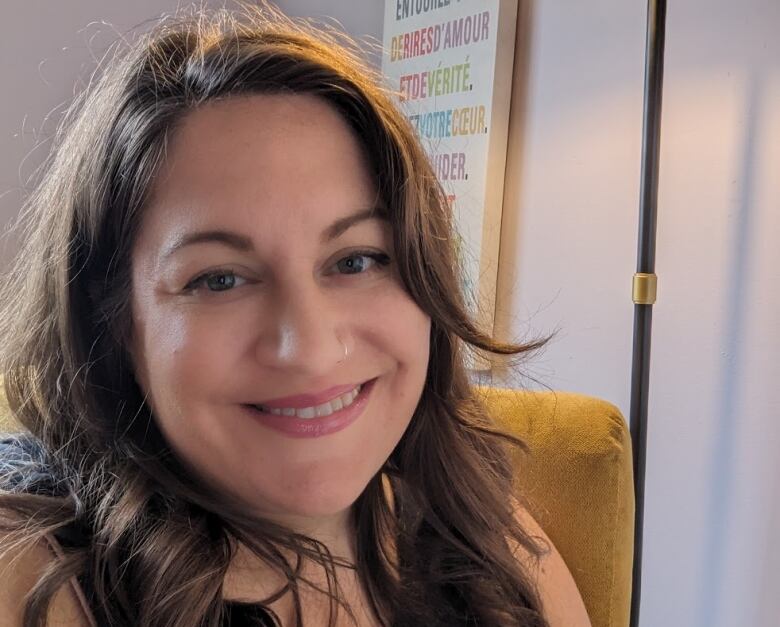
[245,377,376,438]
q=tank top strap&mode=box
[42,532,99,627]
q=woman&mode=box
[0,4,591,626]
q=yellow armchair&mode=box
[478,387,635,627]
[1,384,633,626]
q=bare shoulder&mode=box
[0,527,92,626]
[510,499,593,627]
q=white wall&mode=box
[0,0,226,268]
[2,2,778,626]
[497,2,780,627]
[280,0,382,46]
[647,4,779,625]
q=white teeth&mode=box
[339,389,356,406]
[257,384,362,420]
[315,403,334,417]
[296,406,316,419]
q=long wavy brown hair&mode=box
[0,3,552,626]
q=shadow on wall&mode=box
[697,69,762,627]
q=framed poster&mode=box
[382,0,518,370]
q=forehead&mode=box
[140,93,379,244]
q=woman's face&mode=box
[129,94,431,527]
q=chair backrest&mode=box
[477,387,634,627]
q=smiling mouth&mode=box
[252,382,364,419]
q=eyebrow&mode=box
[160,207,386,261]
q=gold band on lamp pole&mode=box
[633,273,658,305]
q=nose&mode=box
[256,282,348,376]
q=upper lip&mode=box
[254,380,367,409]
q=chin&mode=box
[243,474,368,523]
[288,485,364,518]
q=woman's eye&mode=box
[183,253,390,294]
[335,252,391,275]
[185,270,246,292]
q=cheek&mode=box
[359,286,431,420]
[130,301,237,418]
[130,304,251,492]
[366,285,431,365]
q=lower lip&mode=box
[245,378,376,438]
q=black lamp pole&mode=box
[629,1,667,626]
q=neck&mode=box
[223,507,356,603]
[223,474,396,620]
